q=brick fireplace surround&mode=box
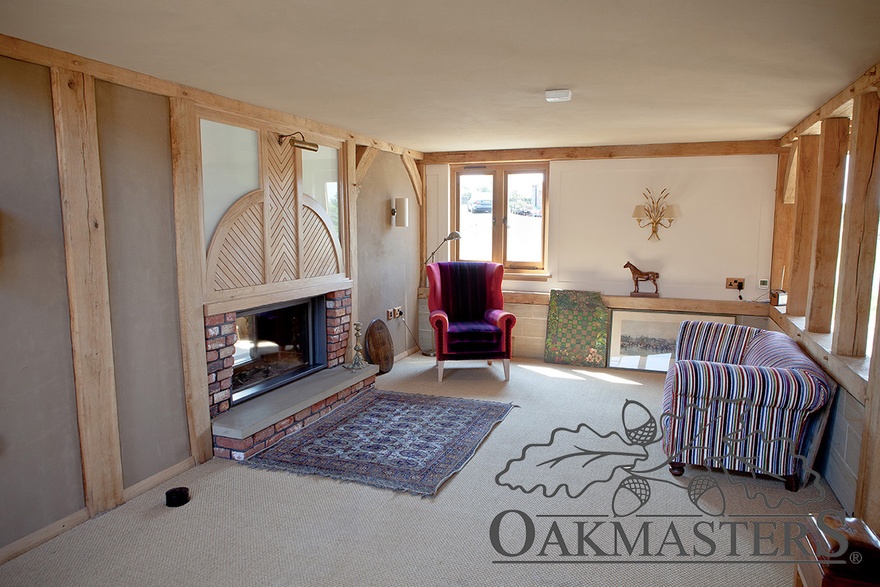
[204,288,378,460]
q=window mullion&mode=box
[495,170,506,265]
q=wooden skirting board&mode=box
[0,508,90,565]
[121,457,196,503]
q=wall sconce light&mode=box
[277,131,320,152]
[390,197,409,227]
[632,188,680,241]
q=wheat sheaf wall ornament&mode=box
[631,188,681,241]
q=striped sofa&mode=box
[661,320,830,491]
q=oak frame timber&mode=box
[786,135,819,317]
[50,67,124,515]
[170,98,214,464]
[781,64,879,146]
[805,118,848,333]
[0,33,422,161]
[770,147,795,292]
[423,139,783,165]
[833,92,880,358]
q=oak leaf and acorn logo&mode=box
[496,398,729,517]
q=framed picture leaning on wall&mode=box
[608,311,735,372]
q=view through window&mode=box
[453,163,548,274]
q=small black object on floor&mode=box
[165,486,190,507]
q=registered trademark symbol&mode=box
[849,551,862,564]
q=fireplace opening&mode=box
[231,296,327,404]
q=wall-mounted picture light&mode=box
[277,131,319,152]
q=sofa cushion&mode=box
[447,320,502,353]
[675,320,759,364]
[741,330,828,387]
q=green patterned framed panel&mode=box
[543,290,610,367]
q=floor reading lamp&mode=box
[422,231,461,356]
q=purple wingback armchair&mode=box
[426,262,517,382]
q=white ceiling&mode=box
[3,0,880,153]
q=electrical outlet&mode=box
[386,309,394,320]
[393,306,403,318]
[725,277,745,289]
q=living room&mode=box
[2,2,880,585]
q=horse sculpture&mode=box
[624,261,660,295]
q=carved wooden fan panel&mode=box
[206,190,265,291]
[301,196,343,278]
[206,131,344,295]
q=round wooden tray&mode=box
[365,318,394,374]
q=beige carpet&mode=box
[0,356,842,586]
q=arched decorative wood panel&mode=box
[301,194,343,278]
[206,189,265,291]
[205,170,344,297]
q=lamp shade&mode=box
[664,204,681,219]
[632,205,646,219]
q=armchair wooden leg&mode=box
[784,474,799,492]
[503,359,510,381]
[669,461,685,477]
[437,360,444,382]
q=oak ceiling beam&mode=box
[0,33,422,160]
[421,140,784,165]
[780,62,880,146]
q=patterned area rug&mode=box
[246,390,513,496]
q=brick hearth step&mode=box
[211,364,379,460]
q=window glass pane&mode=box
[302,146,341,240]
[200,120,260,250]
[459,174,494,261]
[506,172,544,264]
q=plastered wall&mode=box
[95,81,192,489]
[426,155,777,301]
[356,152,422,359]
[0,56,85,548]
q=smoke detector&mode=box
[545,89,572,102]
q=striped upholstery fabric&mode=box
[674,320,760,363]
[661,321,830,478]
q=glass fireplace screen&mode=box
[231,298,326,404]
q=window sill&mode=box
[769,308,868,404]
[503,272,551,282]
